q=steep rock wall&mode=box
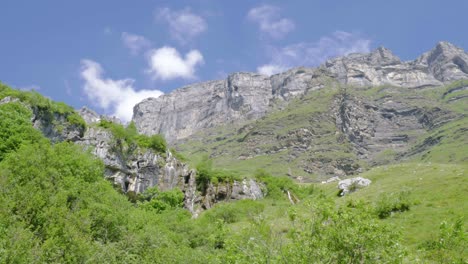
[134,42,468,142]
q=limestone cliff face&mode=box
[133,73,275,142]
[72,109,264,212]
[76,126,190,195]
[133,42,468,142]
[0,101,264,214]
[0,96,85,142]
[333,93,458,162]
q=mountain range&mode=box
[0,41,467,263]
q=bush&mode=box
[0,83,86,129]
[254,169,311,200]
[201,200,265,224]
[195,156,240,194]
[421,218,466,263]
[374,190,412,219]
[136,134,167,153]
[98,120,167,154]
[0,103,45,161]
[282,199,406,263]
[219,197,405,263]
[138,187,185,213]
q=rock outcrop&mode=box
[133,42,468,142]
[338,177,372,196]
[2,101,265,214]
[333,93,457,161]
[66,114,267,211]
[76,126,191,195]
[75,123,264,212]
[186,178,264,217]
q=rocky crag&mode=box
[132,42,468,180]
[0,96,265,215]
[133,42,468,142]
[76,108,264,215]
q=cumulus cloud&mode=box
[146,46,204,80]
[247,5,295,39]
[156,7,207,44]
[121,32,151,55]
[80,59,163,122]
[257,31,371,75]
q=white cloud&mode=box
[258,31,371,75]
[121,32,151,55]
[146,46,204,80]
[257,64,287,75]
[156,7,207,44]
[80,59,163,122]
[247,5,295,39]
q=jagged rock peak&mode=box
[434,41,464,54]
[133,41,468,141]
[416,41,468,81]
[78,106,100,124]
[324,46,401,67]
[369,46,401,65]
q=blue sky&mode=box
[1,0,467,121]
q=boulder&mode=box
[338,177,372,196]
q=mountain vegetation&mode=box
[0,42,467,263]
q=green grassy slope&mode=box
[177,80,468,181]
[197,162,467,262]
[177,85,356,180]
[0,82,466,263]
[322,163,467,247]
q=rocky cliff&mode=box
[0,96,265,215]
[74,108,265,215]
[133,42,468,142]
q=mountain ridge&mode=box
[133,41,468,142]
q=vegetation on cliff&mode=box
[0,83,466,263]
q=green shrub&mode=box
[135,134,167,153]
[138,187,185,213]
[219,197,405,263]
[66,112,87,129]
[254,170,306,199]
[98,120,167,154]
[201,200,265,224]
[195,156,241,194]
[421,218,466,263]
[374,190,412,219]
[0,83,86,130]
[281,198,406,263]
[0,102,45,161]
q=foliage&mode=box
[0,82,86,129]
[138,187,185,213]
[374,190,412,219]
[0,80,466,262]
[421,218,467,263]
[195,156,240,193]
[283,199,406,263]
[0,102,45,161]
[200,200,265,224]
[135,134,167,154]
[254,169,314,200]
[98,120,167,154]
[217,197,405,263]
[170,147,187,161]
